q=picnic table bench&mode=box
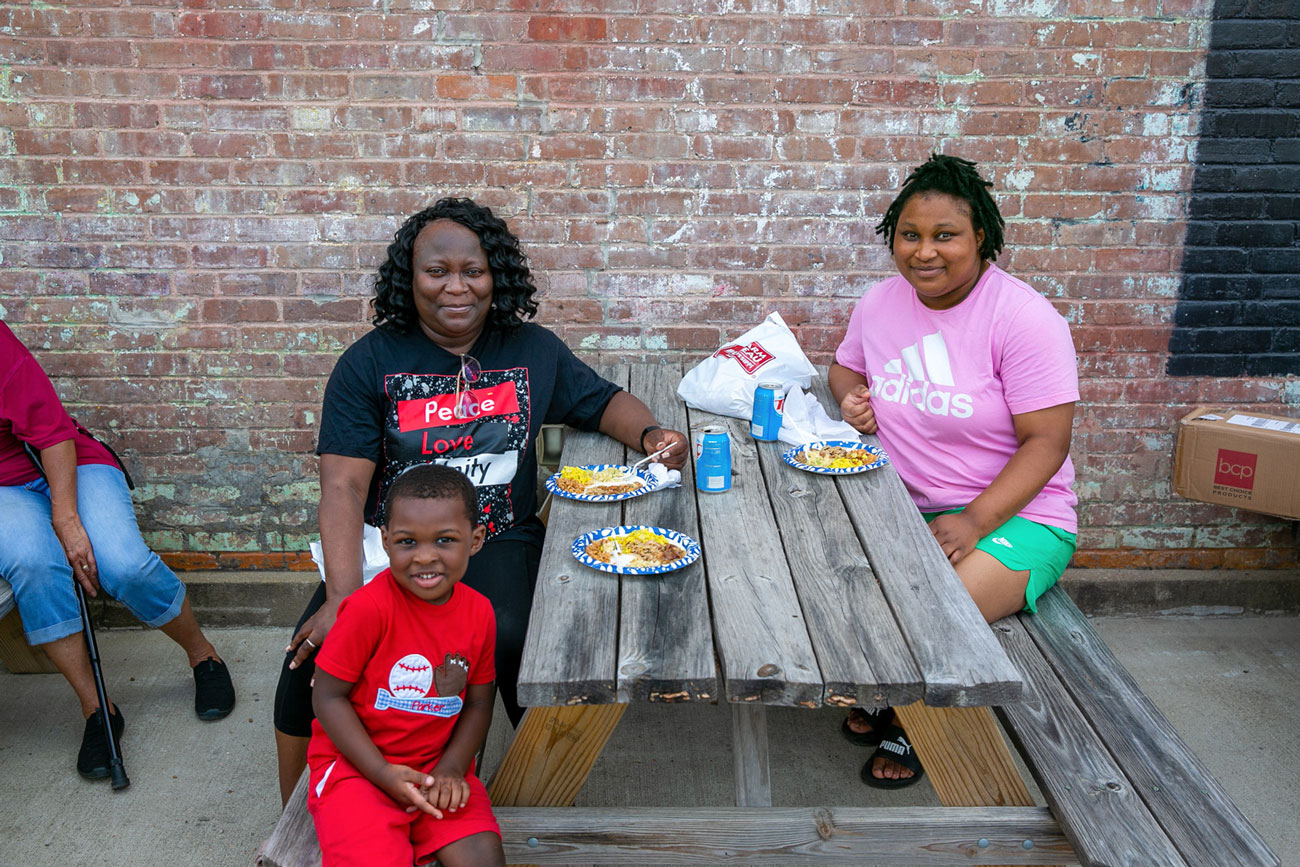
[262,362,1276,867]
[0,577,59,674]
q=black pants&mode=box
[273,537,541,736]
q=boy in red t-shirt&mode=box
[307,464,505,867]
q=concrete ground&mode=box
[0,615,1296,867]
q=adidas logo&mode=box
[870,330,974,419]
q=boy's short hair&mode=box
[383,464,479,527]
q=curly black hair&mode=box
[384,463,479,527]
[371,197,539,334]
[875,154,1005,262]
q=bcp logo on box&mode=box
[1213,449,1258,490]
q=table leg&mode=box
[487,704,627,808]
[893,702,1033,807]
[730,703,772,807]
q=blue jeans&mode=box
[0,464,185,645]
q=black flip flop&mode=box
[840,707,894,747]
[860,724,924,789]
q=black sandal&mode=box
[860,724,924,789]
[840,707,895,747]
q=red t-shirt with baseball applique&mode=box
[307,568,496,777]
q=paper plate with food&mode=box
[782,440,889,475]
[571,525,701,575]
[546,464,653,502]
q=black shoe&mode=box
[193,657,236,720]
[77,705,125,781]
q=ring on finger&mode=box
[304,638,316,648]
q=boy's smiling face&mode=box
[381,494,485,605]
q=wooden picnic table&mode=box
[484,361,1068,864]
[261,360,1275,867]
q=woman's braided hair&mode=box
[875,154,1005,262]
[371,197,539,334]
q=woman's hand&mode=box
[839,384,878,434]
[52,513,100,596]
[928,512,982,565]
[644,427,689,470]
[597,391,688,469]
[287,598,340,670]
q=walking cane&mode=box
[75,578,129,789]
[23,442,130,790]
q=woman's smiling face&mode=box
[411,219,495,354]
[891,192,987,311]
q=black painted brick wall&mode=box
[1169,0,1300,377]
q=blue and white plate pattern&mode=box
[571,525,701,575]
[782,440,889,475]
[546,464,654,503]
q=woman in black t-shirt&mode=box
[271,198,688,806]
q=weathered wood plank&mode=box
[756,438,923,709]
[617,363,716,704]
[517,365,627,707]
[992,613,1187,867]
[687,408,823,707]
[1021,588,1280,867]
[731,703,771,806]
[805,374,1022,707]
[260,771,321,867]
[496,806,1079,864]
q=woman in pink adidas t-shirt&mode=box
[830,154,1079,789]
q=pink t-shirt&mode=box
[834,264,1079,533]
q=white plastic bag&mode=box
[676,311,818,420]
[309,523,390,585]
[777,385,863,446]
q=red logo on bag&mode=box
[1213,449,1257,490]
[714,341,775,374]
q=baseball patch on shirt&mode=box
[374,652,468,717]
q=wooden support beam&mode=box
[487,704,627,808]
[731,703,771,806]
[893,702,1034,809]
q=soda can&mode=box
[750,381,783,441]
[695,425,732,493]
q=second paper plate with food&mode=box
[782,441,889,475]
[571,525,700,575]
[546,464,653,502]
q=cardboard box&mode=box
[1173,406,1300,521]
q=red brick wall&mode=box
[2,1,1296,569]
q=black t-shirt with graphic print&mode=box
[317,322,620,546]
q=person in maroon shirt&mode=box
[0,321,236,782]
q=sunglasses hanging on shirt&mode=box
[453,354,482,419]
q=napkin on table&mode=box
[777,385,863,447]
[642,462,681,491]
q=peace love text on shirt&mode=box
[396,382,521,432]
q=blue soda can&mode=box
[750,381,783,441]
[695,425,732,493]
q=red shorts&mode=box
[307,757,500,866]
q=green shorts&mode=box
[921,509,1077,613]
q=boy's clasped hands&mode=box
[381,761,472,818]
